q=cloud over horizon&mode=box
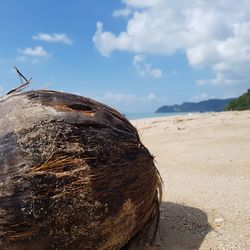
[96,91,165,112]
[189,92,214,102]
[93,0,250,86]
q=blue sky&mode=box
[0,0,250,113]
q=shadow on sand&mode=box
[125,202,211,250]
[152,202,211,249]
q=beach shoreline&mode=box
[131,110,250,249]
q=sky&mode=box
[0,0,250,113]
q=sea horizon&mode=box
[125,112,192,120]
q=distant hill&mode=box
[156,98,233,113]
[224,89,250,111]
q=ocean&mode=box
[124,112,190,120]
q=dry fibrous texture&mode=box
[0,90,161,250]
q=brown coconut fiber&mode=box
[0,89,162,250]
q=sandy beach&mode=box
[131,111,250,250]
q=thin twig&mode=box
[13,66,29,83]
[6,66,32,95]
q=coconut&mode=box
[0,90,161,249]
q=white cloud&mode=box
[142,93,158,102]
[145,93,156,101]
[95,91,165,112]
[123,0,162,8]
[189,92,214,102]
[150,69,162,78]
[18,46,50,57]
[113,8,132,17]
[98,92,163,103]
[197,75,241,86]
[133,54,163,78]
[93,22,132,57]
[32,33,73,44]
[99,92,136,102]
[93,0,250,85]
[16,56,27,62]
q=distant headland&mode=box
[155,98,233,113]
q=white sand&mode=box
[131,111,250,250]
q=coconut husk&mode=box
[0,90,162,249]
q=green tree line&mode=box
[225,89,250,111]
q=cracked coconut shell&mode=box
[0,90,161,250]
